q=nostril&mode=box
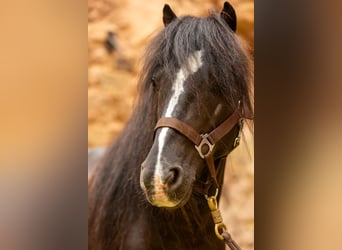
[165,166,183,191]
[165,170,176,185]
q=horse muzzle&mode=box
[140,159,192,208]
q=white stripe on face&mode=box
[152,50,203,205]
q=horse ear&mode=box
[220,1,237,32]
[163,4,177,27]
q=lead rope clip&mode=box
[205,189,227,240]
[205,189,242,250]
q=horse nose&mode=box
[163,165,183,191]
[140,158,184,194]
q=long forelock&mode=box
[138,11,253,118]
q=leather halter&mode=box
[154,107,243,193]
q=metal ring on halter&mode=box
[195,134,215,159]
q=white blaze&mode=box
[153,50,203,202]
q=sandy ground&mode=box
[88,0,254,248]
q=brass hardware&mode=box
[215,223,227,240]
[205,189,228,240]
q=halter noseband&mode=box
[154,107,244,193]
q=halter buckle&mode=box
[233,118,244,148]
[195,134,215,159]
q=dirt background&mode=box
[88,0,254,249]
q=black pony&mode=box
[89,2,253,249]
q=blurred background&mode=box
[1,0,342,250]
[88,0,254,249]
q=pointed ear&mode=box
[163,4,177,27]
[220,1,237,32]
